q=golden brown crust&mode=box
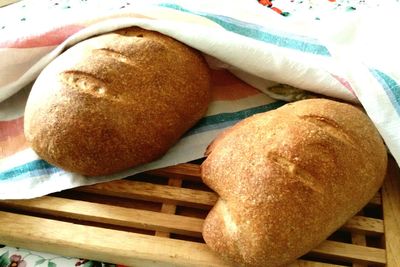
[24,27,211,176]
[201,99,387,267]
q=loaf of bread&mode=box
[201,99,387,267]
[24,27,211,176]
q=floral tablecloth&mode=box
[0,245,126,267]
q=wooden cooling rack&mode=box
[0,157,399,267]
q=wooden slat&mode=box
[369,192,382,206]
[74,179,218,208]
[149,163,202,181]
[351,212,368,267]
[156,178,182,238]
[310,240,386,265]
[351,233,367,246]
[288,260,345,267]
[350,248,368,267]
[342,216,384,235]
[351,234,367,267]
[0,211,229,267]
[382,157,400,267]
[0,196,203,237]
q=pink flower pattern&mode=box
[9,255,27,267]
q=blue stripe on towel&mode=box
[0,159,60,181]
[0,101,286,180]
[160,3,331,56]
[186,100,286,136]
[370,69,400,116]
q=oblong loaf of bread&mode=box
[201,99,387,267]
[24,27,211,176]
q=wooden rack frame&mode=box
[0,157,399,266]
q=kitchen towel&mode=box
[1,0,399,199]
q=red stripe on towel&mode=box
[0,24,84,48]
[0,117,28,159]
[0,117,24,141]
[211,69,261,101]
[331,73,357,97]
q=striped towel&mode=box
[1,0,399,199]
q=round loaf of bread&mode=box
[24,27,211,176]
[201,99,387,267]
